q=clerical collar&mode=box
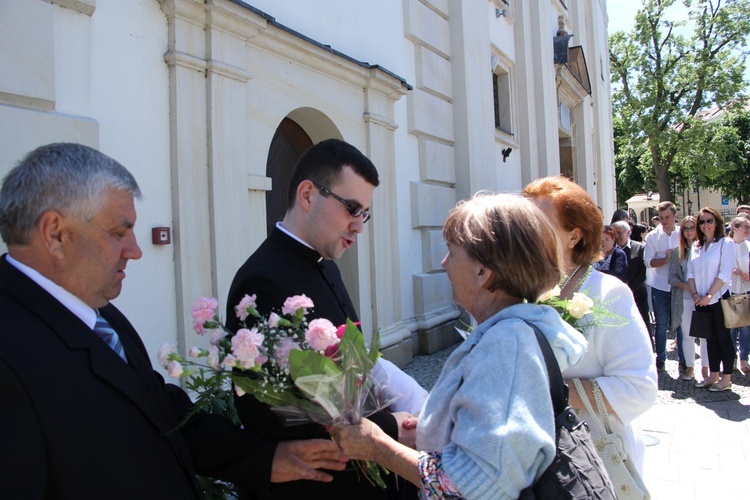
[276,222,323,263]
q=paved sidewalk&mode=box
[403,340,750,498]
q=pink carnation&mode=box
[192,297,218,334]
[235,294,257,321]
[167,360,183,378]
[206,346,220,369]
[282,294,315,316]
[222,354,237,368]
[188,347,201,358]
[209,329,227,346]
[231,328,265,369]
[157,343,177,368]
[305,318,339,351]
[268,312,280,328]
[274,337,302,371]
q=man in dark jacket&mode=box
[0,143,345,498]
[226,139,423,499]
[613,221,652,345]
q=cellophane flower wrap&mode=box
[158,294,396,489]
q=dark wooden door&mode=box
[265,118,313,235]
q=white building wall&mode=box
[0,0,617,368]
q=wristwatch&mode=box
[706,293,713,299]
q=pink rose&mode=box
[335,321,361,339]
[192,297,218,334]
[234,385,246,397]
[235,294,257,321]
[167,360,183,378]
[305,318,339,351]
[268,312,280,328]
[188,347,201,358]
[282,294,314,316]
[157,343,177,368]
[274,337,302,371]
[231,328,265,369]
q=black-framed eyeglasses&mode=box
[313,183,371,223]
[682,226,696,232]
[699,218,715,225]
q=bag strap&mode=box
[524,321,568,415]
[571,378,608,436]
[591,381,615,433]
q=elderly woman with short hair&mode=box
[332,193,588,498]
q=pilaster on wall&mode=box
[159,0,264,353]
[364,72,408,349]
[403,0,459,334]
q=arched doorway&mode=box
[265,118,313,235]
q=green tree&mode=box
[610,0,750,202]
[707,108,750,203]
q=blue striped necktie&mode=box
[94,312,128,362]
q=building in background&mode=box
[0,0,615,367]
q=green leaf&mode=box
[288,349,342,380]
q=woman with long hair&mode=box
[668,216,706,381]
[728,216,750,374]
[689,207,737,391]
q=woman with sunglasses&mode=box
[688,208,737,391]
[668,216,706,381]
[728,216,750,374]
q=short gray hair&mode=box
[0,143,141,245]
[612,221,631,233]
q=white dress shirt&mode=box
[644,224,681,291]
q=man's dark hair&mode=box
[286,139,379,208]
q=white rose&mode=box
[537,285,562,303]
[567,292,594,319]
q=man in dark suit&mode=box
[613,221,652,346]
[0,143,346,498]
[226,139,424,499]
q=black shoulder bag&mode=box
[518,325,617,500]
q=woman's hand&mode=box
[392,411,418,448]
[695,294,711,307]
[331,418,388,462]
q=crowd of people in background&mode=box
[605,202,750,390]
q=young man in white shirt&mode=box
[644,201,681,372]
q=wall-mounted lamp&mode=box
[501,147,512,162]
[496,8,508,18]
[687,199,693,212]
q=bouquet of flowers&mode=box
[158,294,395,488]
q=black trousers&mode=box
[701,300,736,374]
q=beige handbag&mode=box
[572,379,650,500]
[721,293,750,328]
[722,260,750,328]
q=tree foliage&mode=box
[610,0,750,202]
